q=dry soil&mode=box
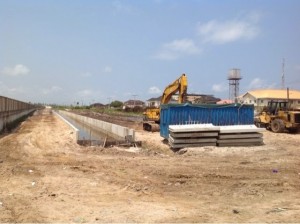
[0,109,300,223]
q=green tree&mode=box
[110,100,123,108]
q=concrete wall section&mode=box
[58,110,135,141]
[53,111,79,141]
[0,95,37,133]
[0,109,36,132]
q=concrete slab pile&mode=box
[217,125,265,147]
[169,124,219,149]
[168,124,265,149]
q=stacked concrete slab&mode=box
[217,125,265,147]
[168,124,219,149]
[168,124,265,149]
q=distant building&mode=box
[145,94,220,107]
[123,99,145,108]
[238,89,300,109]
[188,94,220,104]
[217,99,234,104]
[173,94,220,104]
[145,96,161,108]
[90,103,105,108]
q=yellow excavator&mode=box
[143,73,188,131]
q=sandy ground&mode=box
[0,108,300,223]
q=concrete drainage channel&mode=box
[54,110,140,147]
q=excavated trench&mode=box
[56,111,141,147]
[57,112,116,146]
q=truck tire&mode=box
[143,123,152,131]
[143,122,160,132]
[271,119,285,133]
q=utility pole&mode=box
[132,94,137,107]
[107,97,111,108]
[282,58,285,90]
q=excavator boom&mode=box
[161,74,188,104]
[143,73,188,131]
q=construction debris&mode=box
[168,124,265,149]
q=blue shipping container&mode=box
[160,103,254,139]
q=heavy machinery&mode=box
[254,100,300,133]
[143,73,188,131]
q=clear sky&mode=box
[1,0,299,105]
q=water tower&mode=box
[228,68,242,103]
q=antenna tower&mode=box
[228,68,242,103]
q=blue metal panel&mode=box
[160,103,254,138]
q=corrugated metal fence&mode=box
[0,95,36,132]
[160,103,254,139]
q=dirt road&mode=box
[0,109,300,222]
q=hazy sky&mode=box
[1,0,300,105]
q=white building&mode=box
[145,96,161,108]
[123,99,145,108]
[239,89,300,109]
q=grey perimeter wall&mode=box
[0,109,36,132]
[58,110,135,141]
[0,95,37,133]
